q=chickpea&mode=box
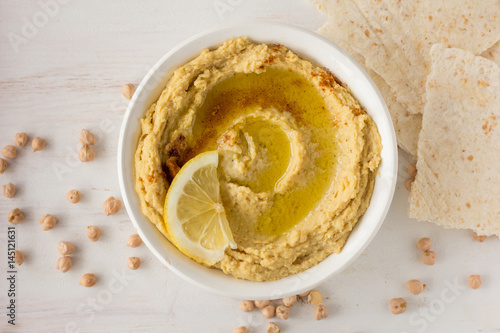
[266,322,280,333]
[127,257,141,270]
[79,129,95,146]
[56,256,72,273]
[2,183,16,198]
[40,214,57,231]
[87,226,101,242]
[32,137,46,152]
[104,196,121,215]
[389,298,407,314]
[416,237,431,251]
[298,290,311,297]
[406,163,417,178]
[8,208,24,225]
[307,290,322,305]
[122,83,135,100]
[404,178,414,191]
[239,300,254,312]
[2,145,17,159]
[66,189,81,204]
[127,234,143,248]
[406,280,426,295]
[276,305,290,320]
[79,273,97,287]
[79,145,95,162]
[314,304,328,320]
[254,300,270,308]
[262,305,276,319]
[472,232,487,242]
[13,250,24,266]
[234,327,248,333]
[0,158,7,174]
[421,250,436,265]
[282,295,297,307]
[58,241,75,255]
[15,133,28,146]
[468,275,481,289]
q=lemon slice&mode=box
[164,150,236,265]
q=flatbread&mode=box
[482,40,500,66]
[312,0,500,114]
[318,21,421,157]
[409,44,500,237]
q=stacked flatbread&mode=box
[314,0,500,237]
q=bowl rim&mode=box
[117,21,398,300]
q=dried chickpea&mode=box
[103,196,121,215]
[2,183,16,198]
[66,189,81,204]
[254,300,270,308]
[13,250,24,266]
[87,226,101,242]
[0,158,7,174]
[472,232,487,242]
[239,300,254,312]
[40,214,57,231]
[15,133,28,146]
[468,275,481,289]
[266,322,280,333]
[127,234,142,248]
[416,237,431,251]
[406,280,426,295]
[79,273,97,287]
[298,290,311,297]
[283,295,297,307]
[79,145,95,162]
[422,250,436,265]
[58,241,75,255]
[307,290,322,305]
[79,129,95,146]
[234,327,247,333]
[32,137,46,152]
[404,178,414,191]
[127,257,141,270]
[406,163,417,178]
[262,305,275,319]
[276,305,290,320]
[56,256,72,273]
[2,145,17,159]
[122,83,135,100]
[314,304,328,320]
[389,298,407,314]
[8,208,24,224]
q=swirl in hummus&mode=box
[134,37,382,281]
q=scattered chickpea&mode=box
[2,145,17,159]
[79,273,97,287]
[266,322,280,333]
[127,257,141,270]
[104,196,121,216]
[276,305,290,320]
[2,183,16,198]
[40,214,57,231]
[58,241,75,255]
[468,275,481,289]
[307,290,322,305]
[282,295,297,307]
[314,304,328,320]
[389,298,407,315]
[298,290,311,297]
[56,256,72,273]
[87,226,101,242]
[421,250,437,265]
[66,189,81,204]
[13,250,24,266]
[127,234,142,248]
[0,158,7,174]
[254,300,270,308]
[262,305,276,319]
[79,129,95,146]
[79,145,95,162]
[15,133,28,146]
[234,327,248,333]
[416,237,431,251]
[239,300,254,312]
[404,178,414,191]
[122,83,135,100]
[406,163,417,178]
[32,137,46,152]
[406,280,426,295]
[472,232,487,242]
[8,208,24,224]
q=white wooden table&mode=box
[1,1,499,332]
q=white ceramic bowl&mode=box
[117,21,398,300]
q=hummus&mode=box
[134,37,382,281]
